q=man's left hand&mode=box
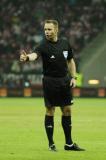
[70,78,76,88]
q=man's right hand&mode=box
[20,50,28,62]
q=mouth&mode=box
[46,34,50,37]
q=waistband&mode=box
[43,74,71,80]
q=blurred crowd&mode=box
[0,0,106,87]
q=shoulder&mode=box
[34,38,49,55]
[59,37,69,45]
[59,37,72,48]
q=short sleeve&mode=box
[33,43,43,57]
[67,42,74,61]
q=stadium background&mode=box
[0,1,106,160]
[0,0,106,97]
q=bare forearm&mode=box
[67,58,76,78]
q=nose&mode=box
[45,30,49,34]
[45,32,49,36]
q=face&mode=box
[44,23,58,41]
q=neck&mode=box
[52,36,58,42]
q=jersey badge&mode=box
[63,51,68,58]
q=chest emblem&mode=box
[50,55,55,59]
[63,51,68,59]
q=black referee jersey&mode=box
[34,38,74,78]
[34,38,74,107]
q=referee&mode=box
[20,20,85,151]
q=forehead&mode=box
[44,23,55,29]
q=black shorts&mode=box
[42,75,73,107]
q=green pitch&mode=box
[0,98,106,160]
